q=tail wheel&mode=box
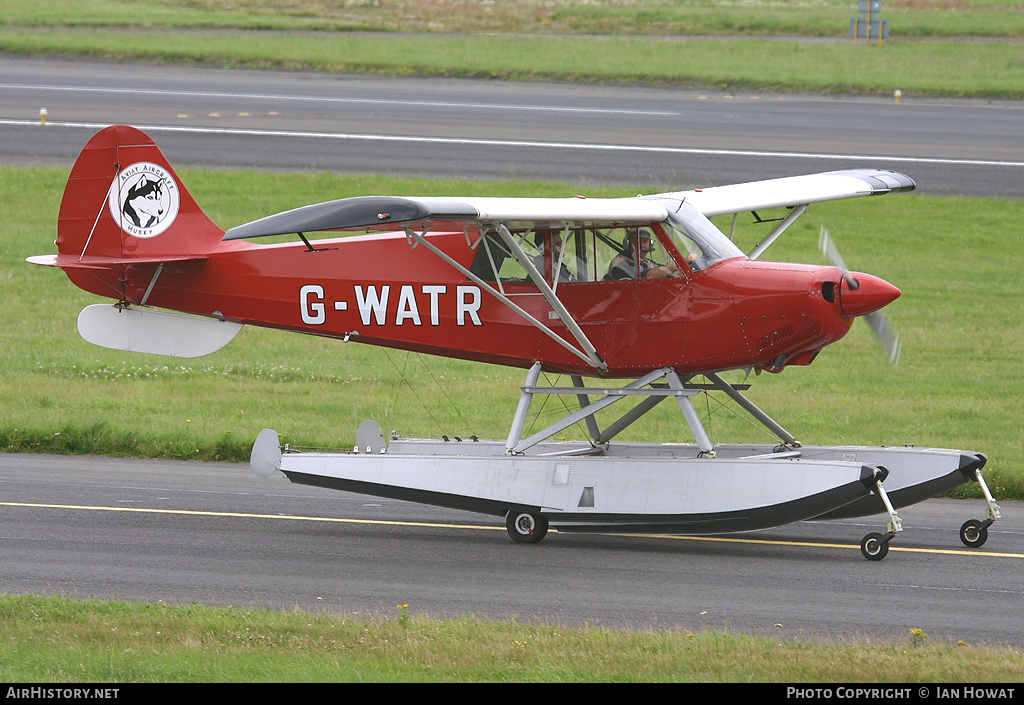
[860,532,889,561]
[506,511,549,544]
[959,519,989,548]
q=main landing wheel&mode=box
[860,532,890,561]
[506,511,549,544]
[959,519,989,548]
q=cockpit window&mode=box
[555,226,677,282]
[662,202,746,272]
[466,205,744,287]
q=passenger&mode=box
[607,230,682,280]
[533,231,575,283]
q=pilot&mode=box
[533,231,575,283]
[607,229,683,280]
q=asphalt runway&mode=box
[2,56,1023,645]
[2,453,1022,646]
[2,56,1023,197]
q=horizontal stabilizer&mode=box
[27,253,207,270]
[77,304,243,358]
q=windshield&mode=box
[663,202,745,272]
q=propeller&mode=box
[819,226,902,366]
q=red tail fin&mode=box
[56,125,223,264]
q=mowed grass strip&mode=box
[1,594,1022,682]
[5,0,1024,39]
[3,29,1024,99]
[3,0,1024,98]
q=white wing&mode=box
[223,169,913,240]
[224,195,668,240]
[648,169,915,217]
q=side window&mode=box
[469,230,535,284]
[597,226,679,281]
[531,226,680,283]
[533,229,581,285]
[561,228,628,282]
[467,223,694,285]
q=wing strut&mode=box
[747,205,807,260]
[495,223,605,370]
[402,226,607,373]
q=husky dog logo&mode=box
[107,162,180,239]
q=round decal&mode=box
[107,162,180,239]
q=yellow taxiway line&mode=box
[3,501,1021,559]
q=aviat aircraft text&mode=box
[300,284,483,327]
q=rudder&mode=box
[56,125,224,264]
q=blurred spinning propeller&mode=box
[819,226,902,366]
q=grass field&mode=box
[2,1,1024,98]
[2,594,1022,682]
[4,0,1024,38]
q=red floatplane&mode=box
[29,125,999,560]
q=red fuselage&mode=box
[42,125,901,379]
[65,228,896,378]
